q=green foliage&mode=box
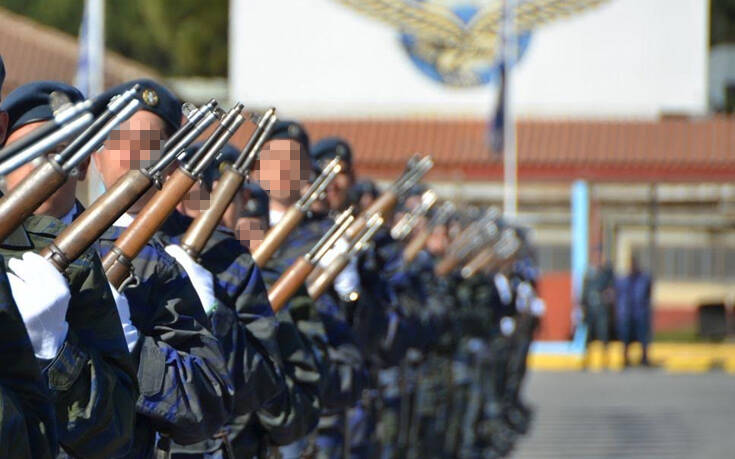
[712,0,735,45]
[0,0,228,77]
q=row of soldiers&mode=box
[0,56,545,458]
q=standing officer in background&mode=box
[92,79,234,458]
[0,80,139,458]
[0,57,58,459]
[617,256,653,366]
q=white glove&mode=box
[108,282,139,352]
[165,245,218,314]
[8,252,71,360]
[494,273,512,306]
[500,316,516,336]
[531,298,546,317]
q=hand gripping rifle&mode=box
[0,91,97,172]
[434,208,500,277]
[307,213,384,300]
[40,99,221,272]
[102,103,247,290]
[267,207,355,312]
[252,156,344,267]
[0,86,143,242]
[178,108,277,261]
[345,155,433,240]
[402,201,455,265]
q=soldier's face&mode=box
[95,111,167,186]
[325,161,352,211]
[95,111,167,212]
[4,121,88,218]
[254,139,310,203]
[180,180,212,216]
[426,224,449,256]
[235,215,268,250]
[359,192,375,212]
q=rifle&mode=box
[390,189,437,241]
[345,155,433,240]
[268,207,354,312]
[178,108,277,260]
[434,208,500,277]
[402,201,455,265]
[41,99,221,272]
[460,222,521,278]
[0,91,97,172]
[0,85,143,242]
[252,156,343,267]
[102,103,247,289]
[307,213,384,300]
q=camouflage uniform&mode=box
[158,211,322,457]
[0,258,58,458]
[263,212,368,458]
[96,225,233,458]
[0,216,138,458]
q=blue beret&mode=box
[241,182,269,219]
[311,137,352,170]
[0,81,84,135]
[97,78,181,131]
[267,119,309,153]
[192,142,240,189]
[0,56,5,98]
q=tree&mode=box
[0,0,228,77]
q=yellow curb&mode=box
[528,354,585,371]
[664,355,713,373]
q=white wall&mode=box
[230,0,709,119]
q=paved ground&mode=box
[512,369,735,458]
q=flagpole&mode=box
[502,0,517,218]
[88,0,105,97]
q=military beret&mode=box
[241,182,269,219]
[194,142,241,190]
[347,179,379,207]
[267,119,309,153]
[97,78,181,131]
[311,137,352,170]
[0,55,5,99]
[0,81,84,135]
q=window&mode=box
[632,245,735,281]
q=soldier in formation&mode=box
[0,60,544,458]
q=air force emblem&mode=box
[336,0,608,87]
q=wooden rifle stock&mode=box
[253,206,303,267]
[402,228,430,265]
[0,159,67,242]
[180,166,244,259]
[346,191,397,239]
[460,246,495,279]
[307,253,350,300]
[41,170,152,271]
[268,257,314,312]
[102,168,196,289]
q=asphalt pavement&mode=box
[512,369,735,458]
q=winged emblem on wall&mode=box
[335,0,609,87]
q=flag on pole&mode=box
[75,0,105,98]
[488,62,506,155]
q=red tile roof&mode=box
[292,117,735,182]
[0,7,157,98]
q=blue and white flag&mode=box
[75,0,105,97]
[488,62,505,155]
